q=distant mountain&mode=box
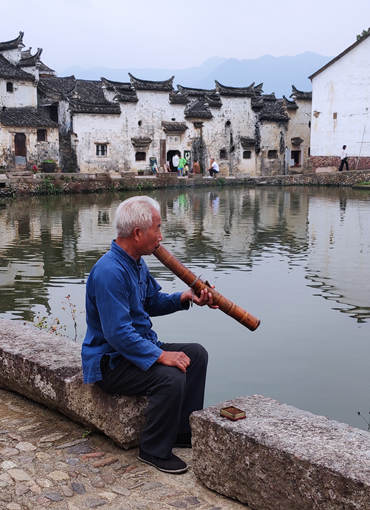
[60,52,331,98]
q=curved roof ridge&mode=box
[19,48,43,67]
[0,31,24,51]
[128,73,174,91]
[215,80,256,97]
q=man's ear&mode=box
[132,227,142,242]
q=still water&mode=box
[0,187,369,430]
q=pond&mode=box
[0,186,369,431]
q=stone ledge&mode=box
[0,319,146,449]
[190,395,370,510]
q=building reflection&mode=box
[0,187,369,322]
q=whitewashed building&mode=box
[309,32,370,171]
[1,31,311,176]
[0,32,59,170]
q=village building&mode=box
[0,32,59,170]
[309,32,370,172]
[1,31,312,176]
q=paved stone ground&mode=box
[0,389,248,510]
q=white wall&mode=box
[0,79,37,107]
[311,37,370,157]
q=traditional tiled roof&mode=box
[101,77,138,103]
[283,96,298,110]
[38,76,76,103]
[184,98,213,120]
[215,80,256,97]
[240,137,256,148]
[129,73,174,91]
[290,85,312,101]
[161,121,188,134]
[0,107,58,127]
[0,31,24,51]
[169,91,189,105]
[131,136,152,148]
[0,54,35,82]
[177,84,217,96]
[259,98,289,123]
[19,48,42,67]
[176,84,222,108]
[70,80,121,114]
[254,83,264,95]
[291,136,304,146]
[38,61,55,76]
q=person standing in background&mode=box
[172,153,179,173]
[338,145,349,171]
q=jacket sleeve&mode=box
[144,274,189,316]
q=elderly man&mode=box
[81,196,213,474]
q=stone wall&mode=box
[310,155,370,171]
[0,168,370,198]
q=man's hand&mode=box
[180,288,218,309]
[157,350,190,373]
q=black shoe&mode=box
[174,432,192,448]
[137,449,188,474]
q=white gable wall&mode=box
[0,79,37,107]
[311,37,370,158]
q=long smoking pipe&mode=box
[153,244,260,332]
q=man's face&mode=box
[137,209,162,255]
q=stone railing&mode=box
[191,396,370,509]
[0,319,146,449]
[1,319,369,509]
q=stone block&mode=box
[0,319,146,449]
[315,166,337,174]
[190,395,370,510]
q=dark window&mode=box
[135,151,146,161]
[333,112,337,120]
[308,121,311,128]
[225,120,231,127]
[308,147,310,156]
[138,120,142,126]
[171,118,176,121]
[219,149,227,159]
[6,82,13,93]
[243,150,251,159]
[291,150,301,166]
[268,150,278,159]
[37,129,47,142]
[96,144,108,156]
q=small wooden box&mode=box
[220,406,246,421]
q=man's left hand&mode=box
[180,288,218,309]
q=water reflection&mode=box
[0,187,369,429]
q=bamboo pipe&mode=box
[153,244,260,331]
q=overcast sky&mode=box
[2,0,370,73]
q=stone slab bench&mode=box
[190,395,370,510]
[0,319,146,449]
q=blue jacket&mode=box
[81,240,187,383]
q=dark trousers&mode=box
[339,158,349,171]
[209,169,217,177]
[97,342,208,458]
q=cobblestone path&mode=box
[0,389,247,510]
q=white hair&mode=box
[114,196,160,238]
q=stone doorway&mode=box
[167,150,180,172]
[14,133,27,166]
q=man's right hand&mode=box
[157,351,190,373]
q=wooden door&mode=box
[15,133,26,157]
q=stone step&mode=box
[0,319,146,449]
[190,396,370,510]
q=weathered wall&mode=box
[0,79,37,107]
[311,37,370,159]
[0,127,59,168]
[286,99,311,170]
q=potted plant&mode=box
[41,159,57,173]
